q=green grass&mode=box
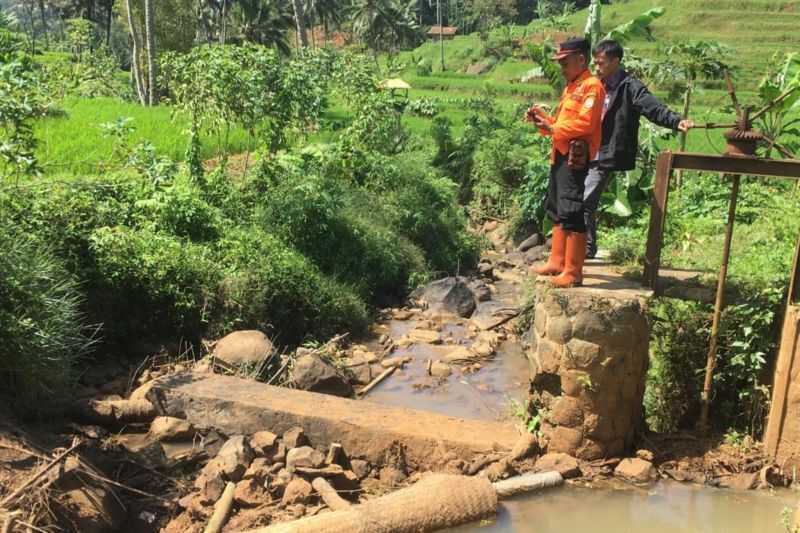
[35,97,251,175]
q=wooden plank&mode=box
[765,306,800,457]
[643,151,674,291]
[671,153,800,179]
[765,234,800,457]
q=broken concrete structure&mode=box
[147,373,518,470]
[527,286,650,460]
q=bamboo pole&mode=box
[699,174,741,431]
[204,482,236,533]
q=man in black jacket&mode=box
[584,39,694,258]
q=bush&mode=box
[644,298,710,433]
[257,168,426,300]
[0,222,94,417]
[89,225,221,340]
[216,228,369,345]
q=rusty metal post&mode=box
[698,174,741,431]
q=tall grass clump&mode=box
[0,222,95,417]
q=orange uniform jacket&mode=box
[538,69,606,163]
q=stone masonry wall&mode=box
[527,289,650,460]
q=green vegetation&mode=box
[34,97,251,175]
[1,0,799,443]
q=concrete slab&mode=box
[148,373,519,469]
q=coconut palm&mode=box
[231,0,293,54]
[304,0,342,46]
[350,0,418,53]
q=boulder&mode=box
[272,443,287,463]
[214,330,274,365]
[147,416,194,442]
[477,262,495,279]
[517,233,544,252]
[509,432,539,461]
[203,435,255,483]
[410,277,476,318]
[286,446,326,471]
[429,360,452,377]
[281,478,313,506]
[615,458,656,483]
[718,472,759,491]
[407,329,442,344]
[290,355,354,397]
[482,459,512,482]
[524,245,549,264]
[250,431,278,456]
[441,346,475,363]
[235,477,270,507]
[381,356,411,369]
[243,458,272,481]
[283,427,309,449]
[469,281,493,302]
[350,459,371,480]
[534,453,581,479]
[470,301,519,331]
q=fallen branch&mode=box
[204,481,236,533]
[0,438,83,509]
[358,365,398,397]
[312,477,351,511]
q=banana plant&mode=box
[755,52,800,159]
[528,4,666,96]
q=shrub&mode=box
[388,170,481,275]
[644,298,710,433]
[257,170,426,300]
[0,222,94,417]
[216,228,369,345]
[89,225,221,340]
[407,98,439,117]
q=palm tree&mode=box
[304,0,343,46]
[231,0,293,54]
[350,0,418,54]
[144,0,156,105]
[291,0,308,47]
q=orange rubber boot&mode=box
[549,231,586,288]
[531,225,566,276]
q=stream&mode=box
[361,250,796,533]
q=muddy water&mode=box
[451,481,795,533]
[365,320,530,421]
[364,273,531,420]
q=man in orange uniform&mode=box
[525,37,605,288]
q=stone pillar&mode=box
[527,288,650,460]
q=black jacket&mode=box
[596,72,682,171]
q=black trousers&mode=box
[545,153,588,233]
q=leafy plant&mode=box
[756,52,800,158]
[0,32,48,180]
[645,299,711,433]
[407,97,439,117]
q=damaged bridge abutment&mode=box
[527,288,650,460]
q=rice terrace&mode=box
[1,0,800,531]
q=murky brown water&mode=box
[364,324,530,421]
[451,481,796,533]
